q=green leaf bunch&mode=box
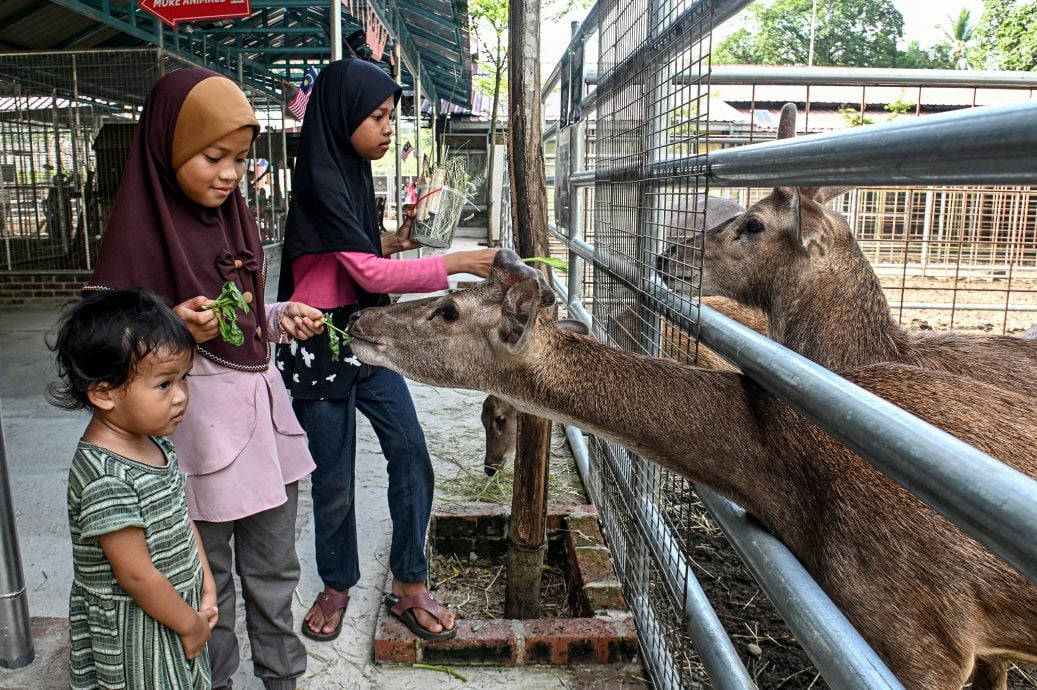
[321,312,354,362]
[203,282,250,346]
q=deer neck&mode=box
[497,330,823,538]
[769,253,906,371]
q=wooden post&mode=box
[504,0,553,619]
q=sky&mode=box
[539,0,986,69]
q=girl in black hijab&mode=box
[277,58,497,642]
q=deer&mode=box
[656,103,1037,398]
[347,249,1037,690]
[482,194,763,475]
[483,295,767,475]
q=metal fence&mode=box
[0,48,292,274]
[510,1,1037,688]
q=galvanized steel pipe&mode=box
[0,401,34,669]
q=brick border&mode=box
[374,503,638,666]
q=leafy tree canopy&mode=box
[971,0,1037,70]
[713,0,904,67]
[896,40,956,69]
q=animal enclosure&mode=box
[0,49,292,273]
[517,0,1037,688]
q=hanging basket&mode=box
[411,184,468,249]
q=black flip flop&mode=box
[384,591,457,640]
[301,590,350,642]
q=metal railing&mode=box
[532,7,1037,688]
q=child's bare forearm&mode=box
[118,565,202,634]
[98,527,204,635]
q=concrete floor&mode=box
[0,240,648,689]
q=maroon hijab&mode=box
[85,68,269,370]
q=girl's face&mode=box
[99,348,193,438]
[175,125,254,207]
[351,95,395,160]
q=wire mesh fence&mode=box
[528,0,1037,687]
[0,49,292,274]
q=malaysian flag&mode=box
[286,66,319,121]
[401,141,413,161]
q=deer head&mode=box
[348,249,557,393]
[657,103,857,311]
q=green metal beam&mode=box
[206,27,323,36]
[43,0,470,110]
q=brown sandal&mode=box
[384,591,457,640]
[302,590,350,641]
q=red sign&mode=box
[139,0,252,28]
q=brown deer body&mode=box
[349,250,1037,690]
[656,104,1037,398]
[483,295,767,475]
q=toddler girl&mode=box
[49,288,217,689]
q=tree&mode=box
[938,8,975,69]
[712,0,904,67]
[468,0,509,246]
[896,40,955,69]
[971,0,1037,71]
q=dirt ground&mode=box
[429,422,587,621]
[881,274,1037,335]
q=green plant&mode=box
[203,282,250,346]
[522,256,568,271]
[839,105,874,127]
[321,311,353,362]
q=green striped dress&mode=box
[67,438,211,690]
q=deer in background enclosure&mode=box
[656,103,1037,398]
[348,249,1037,690]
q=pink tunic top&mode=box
[171,301,316,522]
[289,251,448,308]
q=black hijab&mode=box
[277,58,403,305]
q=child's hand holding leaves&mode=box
[279,302,324,340]
[202,282,250,346]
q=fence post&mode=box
[0,400,34,669]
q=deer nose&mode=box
[347,310,363,328]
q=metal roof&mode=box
[0,0,473,111]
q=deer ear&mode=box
[499,277,542,353]
[491,248,539,289]
[798,198,836,258]
[777,103,797,140]
[554,318,589,335]
[535,272,557,307]
[801,186,852,204]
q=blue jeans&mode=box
[293,367,434,591]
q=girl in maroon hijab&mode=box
[85,68,321,690]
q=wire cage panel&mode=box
[0,49,292,274]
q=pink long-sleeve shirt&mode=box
[289,251,449,308]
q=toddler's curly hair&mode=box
[47,289,195,410]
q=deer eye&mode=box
[745,218,765,234]
[495,415,508,430]
[432,302,459,322]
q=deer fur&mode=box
[348,249,1037,690]
[482,296,767,475]
[656,103,1037,398]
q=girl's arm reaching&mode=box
[190,521,219,630]
[98,527,212,659]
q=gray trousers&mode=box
[196,482,306,690]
